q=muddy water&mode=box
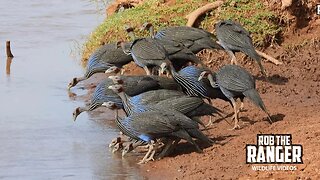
[0,1,142,179]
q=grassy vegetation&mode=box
[81,0,283,64]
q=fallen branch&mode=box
[6,41,14,58]
[256,50,283,65]
[185,1,223,27]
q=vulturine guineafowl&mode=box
[68,42,132,89]
[119,26,171,75]
[215,20,267,76]
[199,64,272,129]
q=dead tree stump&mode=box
[6,41,14,58]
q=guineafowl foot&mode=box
[205,121,213,127]
[205,116,214,127]
[229,114,241,130]
[145,149,156,162]
[138,142,156,164]
[229,123,241,130]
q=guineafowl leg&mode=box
[145,142,159,162]
[239,98,244,112]
[138,144,152,164]
[206,116,213,127]
[156,139,176,159]
[138,141,155,164]
[257,60,268,78]
[226,50,237,65]
[205,99,214,127]
[229,98,241,130]
[143,66,151,75]
[237,98,250,125]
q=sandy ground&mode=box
[73,21,320,179]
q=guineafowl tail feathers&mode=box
[243,89,272,123]
[246,48,267,77]
[187,128,213,145]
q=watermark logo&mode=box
[317,4,320,15]
[246,134,303,171]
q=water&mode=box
[0,0,142,179]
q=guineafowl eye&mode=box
[102,101,117,109]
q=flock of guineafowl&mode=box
[68,20,273,164]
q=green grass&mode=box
[81,0,283,64]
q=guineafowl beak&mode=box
[109,137,122,148]
[72,107,81,122]
[159,62,167,75]
[67,78,77,90]
[102,101,117,109]
[105,66,120,74]
[108,76,122,84]
[198,71,209,81]
[124,25,134,32]
[112,142,123,153]
[140,22,152,31]
[115,41,122,49]
[108,84,123,93]
[198,72,205,81]
[159,68,164,75]
[122,143,133,157]
[198,75,203,81]
[108,75,116,80]
[108,85,116,90]
[139,24,146,31]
